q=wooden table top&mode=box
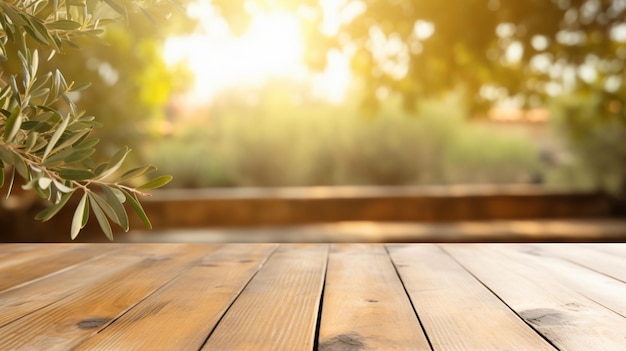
[0,243,625,350]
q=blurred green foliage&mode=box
[547,92,626,195]
[211,0,626,198]
[149,82,541,188]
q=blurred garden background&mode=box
[3,0,626,241]
[41,0,625,193]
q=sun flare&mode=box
[163,1,351,104]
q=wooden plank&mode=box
[0,244,47,260]
[444,244,626,351]
[201,244,328,351]
[387,244,555,351]
[0,245,139,328]
[73,244,277,350]
[0,244,220,351]
[494,244,626,318]
[532,244,626,282]
[318,244,430,351]
[0,244,123,292]
[0,244,75,270]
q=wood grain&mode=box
[0,245,138,328]
[74,244,277,350]
[388,244,555,351]
[0,244,107,291]
[495,244,626,317]
[0,244,49,261]
[318,244,430,351]
[201,244,328,351]
[0,244,218,351]
[528,244,626,282]
[0,243,624,350]
[444,244,626,351]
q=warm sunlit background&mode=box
[3,0,626,242]
[51,0,626,194]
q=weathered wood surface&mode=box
[0,243,625,350]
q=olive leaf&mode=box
[0,0,178,240]
[71,193,88,240]
[89,193,113,240]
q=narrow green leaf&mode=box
[32,110,56,121]
[3,109,22,142]
[52,179,74,193]
[94,162,108,176]
[65,0,71,20]
[95,146,129,180]
[137,175,173,190]
[43,147,74,167]
[43,114,70,160]
[51,70,60,98]
[31,72,52,93]
[33,0,49,15]
[90,191,121,227]
[50,129,90,155]
[31,49,39,77]
[56,168,95,180]
[27,19,52,45]
[35,191,73,221]
[102,186,129,231]
[30,87,50,98]
[122,189,151,229]
[48,20,82,30]
[31,139,48,153]
[0,163,4,188]
[11,151,29,179]
[107,186,125,203]
[23,121,53,133]
[57,69,68,90]
[24,131,38,151]
[89,194,113,240]
[9,75,19,98]
[64,147,95,164]
[0,3,28,26]
[0,146,14,166]
[82,196,89,227]
[70,82,91,92]
[61,94,76,115]
[76,138,99,149]
[119,164,156,182]
[71,193,88,240]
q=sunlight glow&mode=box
[163,1,353,105]
[164,7,304,102]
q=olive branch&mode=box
[0,0,177,240]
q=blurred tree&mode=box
[214,0,626,205]
[214,0,626,117]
